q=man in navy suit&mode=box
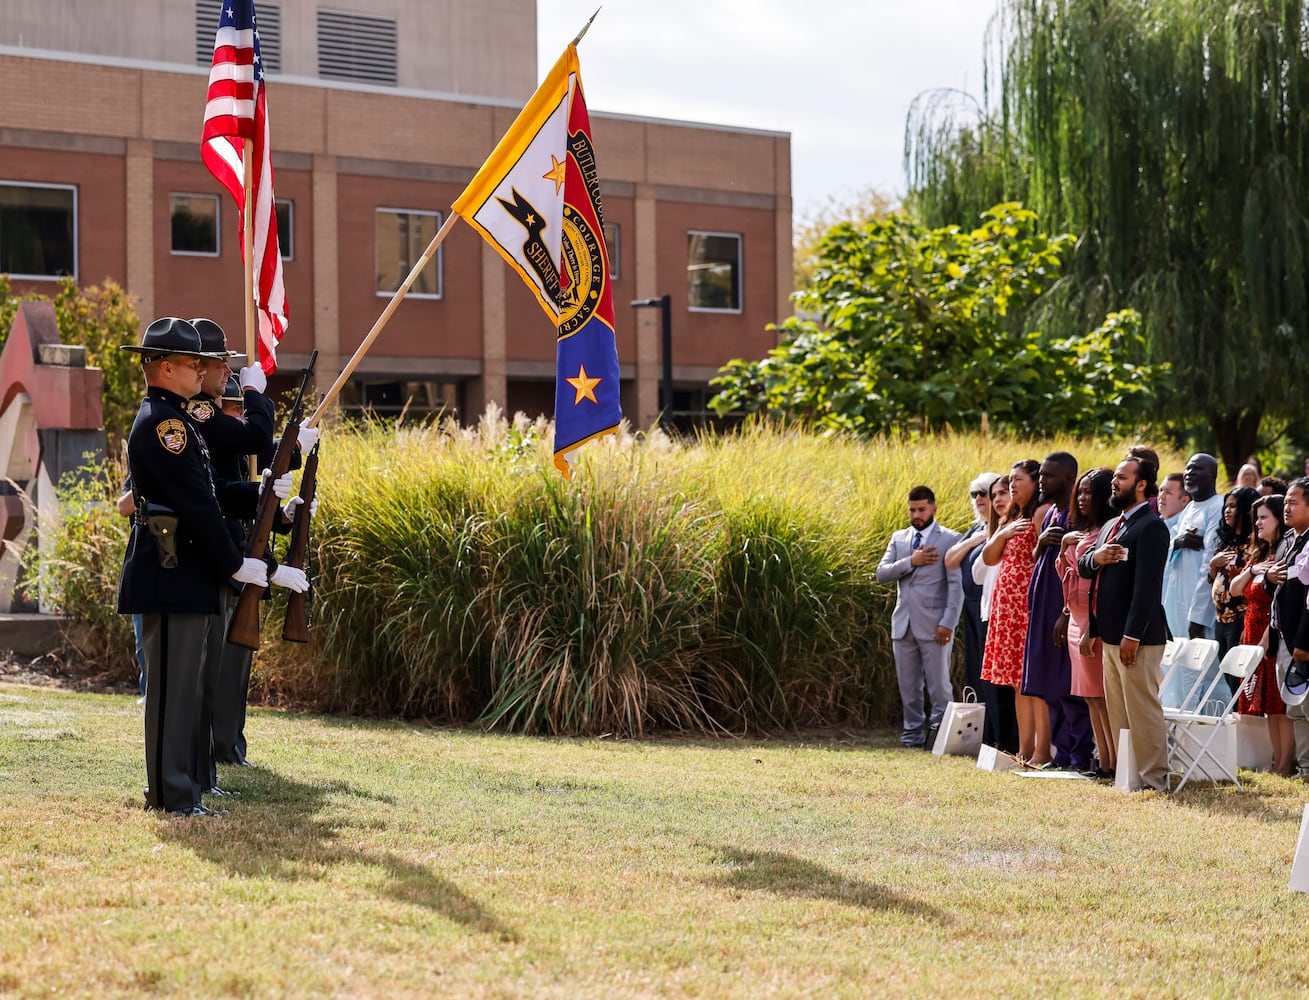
[877,486,963,748]
[1078,456,1171,791]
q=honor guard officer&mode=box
[220,375,244,416]
[183,318,318,777]
[184,318,276,789]
[118,317,307,817]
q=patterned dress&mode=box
[981,518,1039,688]
[1237,576,1284,716]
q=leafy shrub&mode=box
[21,460,134,682]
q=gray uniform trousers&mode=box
[143,613,209,812]
[211,586,255,764]
[193,598,232,792]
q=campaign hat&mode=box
[221,375,244,403]
[189,317,244,360]
[1278,656,1309,707]
[120,317,225,360]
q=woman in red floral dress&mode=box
[980,459,1051,764]
[1230,494,1296,775]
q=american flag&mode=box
[200,0,288,374]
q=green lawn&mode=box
[3,681,1308,997]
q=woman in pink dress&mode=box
[1230,494,1296,775]
[1057,468,1116,777]
[980,459,1051,764]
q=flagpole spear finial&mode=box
[571,7,602,47]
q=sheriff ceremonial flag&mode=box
[452,44,622,477]
[200,0,289,373]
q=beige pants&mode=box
[1102,642,1169,790]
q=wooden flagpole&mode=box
[242,138,258,479]
[306,211,460,427]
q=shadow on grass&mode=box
[1168,775,1308,825]
[158,765,517,941]
[707,846,950,923]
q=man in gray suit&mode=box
[877,485,964,748]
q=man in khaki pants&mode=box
[1078,456,1172,791]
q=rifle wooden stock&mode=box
[227,350,317,650]
[281,443,318,643]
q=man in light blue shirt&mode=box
[1158,471,1193,638]
[1171,454,1223,639]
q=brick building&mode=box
[0,0,792,429]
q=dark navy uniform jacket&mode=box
[185,389,276,483]
[185,389,277,543]
[118,387,245,615]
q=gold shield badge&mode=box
[186,399,215,423]
[156,418,188,454]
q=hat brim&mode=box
[1277,658,1309,707]
[119,345,227,359]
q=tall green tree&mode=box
[710,204,1167,437]
[907,0,1309,476]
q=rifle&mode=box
[227,350,318,650]
[280,442,318,643]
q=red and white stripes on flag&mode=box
[200,0,288,374]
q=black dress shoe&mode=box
[204,786,241,797]
[165,805,218,817]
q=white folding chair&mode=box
[1158,638,1185,689]
[1165,644,1264,792]
[1160,638,1220,714]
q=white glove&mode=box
[260,468,295,501]
[297,419,319,454]
[270,565,309,593]
[284,495,319,520]
[238,364,267,394]
[232,557,268,587]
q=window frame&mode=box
[169,192,222,258]
[686,229,743,314]
[275,198,294,261]
[374,207,444,300]
[0,180,78,282]
[603,221,620,280]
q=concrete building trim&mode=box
[0,127,125,156]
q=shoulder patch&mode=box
[186,399,216,423]
[156,418,189,454]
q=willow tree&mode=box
[906,0,1309,476]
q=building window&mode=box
[170,194,220,256]
[195,1,282,72]
[339,377,461,421]
[603,222,620,279]
[318,10,398,86]
[276,199,293,260]
[376,209,442,298]
[687,231,742,312]
[0,182,76,280]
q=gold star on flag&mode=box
[543,154,567,194]
[566,364,602,405]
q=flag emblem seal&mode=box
[557,204,604,336]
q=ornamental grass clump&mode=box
[475,455,723,736]
[20,459,134,682]
[34,406,1166,736]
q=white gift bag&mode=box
[976,744,1019,771]
[932,688,986,757]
